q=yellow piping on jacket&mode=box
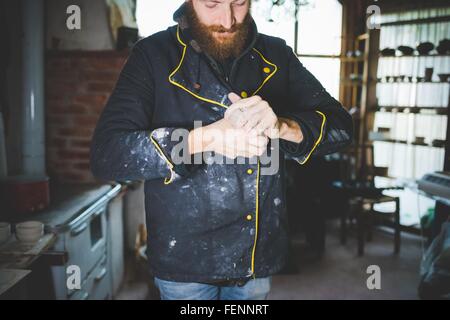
[149,131,176,185]
[168,26,228,109]
[168,26,278,109]
[251,160,261,276]
[251,48,278,96]
[297,110,327,165]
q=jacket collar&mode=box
[169,3,277,112]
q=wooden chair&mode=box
[332,144,402,256]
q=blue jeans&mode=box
[154,277,271,300]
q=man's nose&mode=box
[219,5,235,30]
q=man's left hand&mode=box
[225,92,280,139]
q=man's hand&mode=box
[224,92,303,143]
[188,117,268,159]
[225,93,280,139]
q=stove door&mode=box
[65,202,107,288]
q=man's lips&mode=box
[214,31,235,40]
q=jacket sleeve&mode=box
[90,42,198,184]
[279,47,353,164]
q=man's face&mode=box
[186,0,251,61]
[189,0,250,42]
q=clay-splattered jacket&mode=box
[91,4,353,283]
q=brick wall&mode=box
[46,50,128,183]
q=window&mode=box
[253,0,342,97]
[251,0,297,48]
[295,0,342,98]
[136,0,183,37]
[296,0,342,56]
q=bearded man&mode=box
[91,0,353,300]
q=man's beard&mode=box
[186,2,252,61]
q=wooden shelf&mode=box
[297,54,340,59]
[379,54,450,58]
[341,57,365,62]
[357,33,369,41]
[370,138,445,148]
[297,54,365,62]
[341,82,362,87]
[380,15,450,27]
[341,79,378,85]
[374,106,448,115]
[377,81,450,84]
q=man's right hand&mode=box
[188,117,268,159]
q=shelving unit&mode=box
[366,7,450,230]
[340,29,380,151]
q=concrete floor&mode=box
[116,221,424,300]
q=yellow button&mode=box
[247,169,253,175]
[246,214,253,221]
[263,67,271,74]
[241,91,248,98]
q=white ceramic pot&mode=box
[16,221,44,244]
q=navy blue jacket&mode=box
[90,4,353,283]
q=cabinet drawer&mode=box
[68,255,110,300]
[65,204,107,278]
[85,257,111,300]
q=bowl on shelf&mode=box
[377,127,391,139]
[416,76,425,82]
[15,221,44,244]
[438,74,450,82]
[432,139,445,148]
[436,39,450,54]
[373,166,389,177]
[380,48,396,57]
[424,67,434,82]
[346,50,362,57]
[369,128,391,141]
[416,42,435,55]
[354,50,362,57]
[397,45,414,56]
[414,137,426,145]
[349,73,363,82]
